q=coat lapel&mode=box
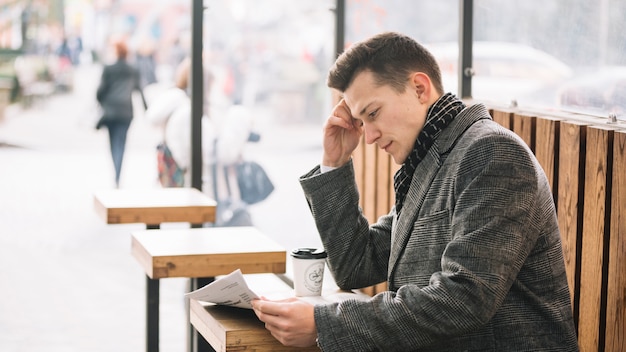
[387,103,491,284]
[388,144,442,281]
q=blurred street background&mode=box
[0,3,331,350]
[2,0,626,351]
[0,61,324,352]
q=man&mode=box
[96,38,146,187]
[252,32,578,351]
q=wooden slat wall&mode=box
[375,148,392,218]
[353,137,365,206]
[363,142,378,222]
[534,116,561,201]
[578,125,614,351]
[352,104,626,351]
[606,130,626,351]
[512,112,536,152]
[492,109,513,129]
[557,120,587,316]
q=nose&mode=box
[363,123,380,145]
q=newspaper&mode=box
[185,269,259,309]
[186,269,372,309]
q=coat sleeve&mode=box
[300,160,392,290]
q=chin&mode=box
[392,155,405,165]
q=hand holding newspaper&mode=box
[185,269,259,309]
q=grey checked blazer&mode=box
[300,103,579,352]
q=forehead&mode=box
[344,70,399,117]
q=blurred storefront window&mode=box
[202,0,336,124]
[343,0,626,119]
[474,0,626,118]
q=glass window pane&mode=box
[345,0,458,46]
[474,0,626,119]
[202,0,337,251]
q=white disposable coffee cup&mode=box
[291,248,327,297]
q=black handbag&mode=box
[235,160,274,205]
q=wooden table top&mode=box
[131,226,287,279]
[189,273,372,352]
[93,188,217,225]
[190,273,321,352]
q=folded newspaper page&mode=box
[186,269,372,309]
[185,269,259,309]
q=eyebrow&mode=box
[358,102,375,117]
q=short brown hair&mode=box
[113,39,128,60]
[327,32,443,95]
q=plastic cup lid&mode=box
[291,248,327,259]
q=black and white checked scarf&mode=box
[393,93,465,215]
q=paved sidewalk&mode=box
[0,64,324,352]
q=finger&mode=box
[332,98,353,119]
[252,299,284,316]
[256,309,283,327]
[326,114,354,130]
[266,325,289,346]
[351,117,364,129]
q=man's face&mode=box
[343,70,428,165]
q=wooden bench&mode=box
[93,187,217,352]
[352,102,626,351]
[131,226,287,352]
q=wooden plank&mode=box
[131,227,287,279]
[375,149,391,220]
[189,272,371,351]
[557,121,587,315]
[606,130,626,351]
[389,161,400,210]
[363,141,378,223]
[352,134,365,210]
[578,125,614,352]
[189,274,321,352]
[534,116,561,203]
[512,112,536,152]
[361,142,379,297]
[492,109,513,130]
[93,188,217,224]
[376,153,393,295]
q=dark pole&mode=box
[459,0,473,99]
[188,3,212,352]
[334,0,345,58]
[190,0,203,191]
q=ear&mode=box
[411,72,432,103]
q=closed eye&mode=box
[367,108,379,121]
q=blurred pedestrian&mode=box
[96,38,147,188]
[135,38,158,90]
[144,57,193,187]
[55,36,72,69]
[144,54,259,226]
